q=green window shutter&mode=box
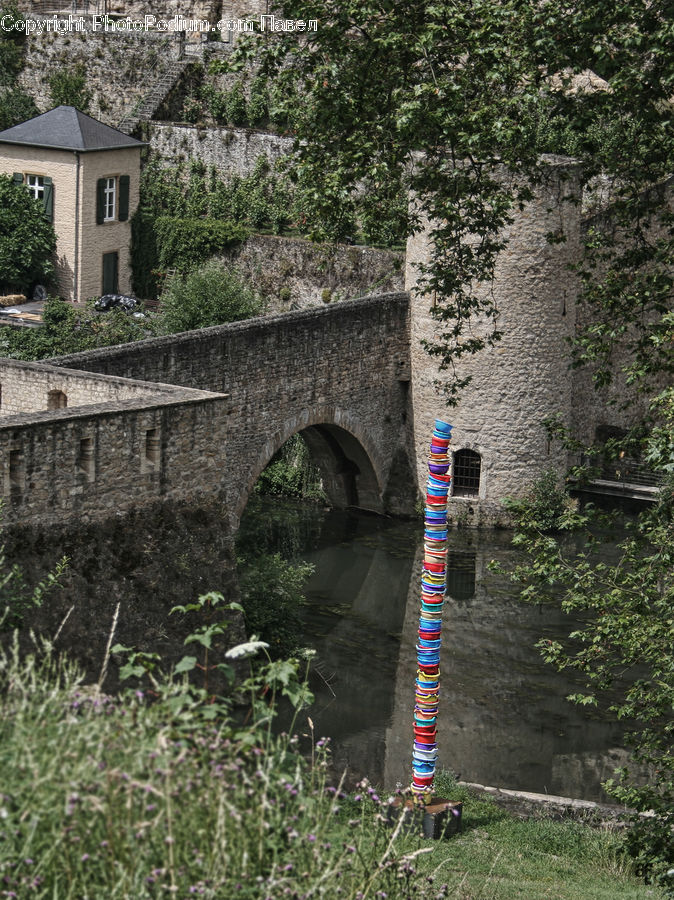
[12,172,23,185]
[118,175,130,222]
[43,176,53,221]
[96,178,106,224]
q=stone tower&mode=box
[406,157,582,525]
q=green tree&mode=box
[222,3,674,887]
[224,0,674,403]
[48,64,91,112]
[0,174,56,293]
[507,452,674,891]
[158,261,264,333]
[0,86,38,130]
[0,298,151,360]
[0,4,26,87]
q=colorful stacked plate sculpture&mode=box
[411,417,453,799]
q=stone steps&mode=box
[117,55,195,135]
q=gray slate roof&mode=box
[0,106,145,153]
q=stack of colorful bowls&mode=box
[412,418,452,798]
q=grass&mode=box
[0,635,665,900]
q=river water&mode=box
[238,495,633,802]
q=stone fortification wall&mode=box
[17,27,185,126]
[569,202,672,449]
[221,234,404,310]
[0,358,178,415]
[0,373,229,526]
[147,122,292,175]
[52,293,416,523]
[406,159,582,526]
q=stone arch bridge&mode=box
[0,293,416,530]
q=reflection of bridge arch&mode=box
[235,409,386,528]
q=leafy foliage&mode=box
[0,542,66,632]
[237,552,314,658]
[0,85,38,131]
[48,63,91,112]
[255,433,326,502]
[221,0,674,404]
[507,418,674,891]
[154,216,247,273]
[0,298,150,360]
[502,469,574,532]
[0,3,26,87]
[157,260,263,334]
[138,149,407,255]
[0,636,657,898]
[130,207,159,299]
[0,174,56,293]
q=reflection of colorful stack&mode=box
[412,418,452,799]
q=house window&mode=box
[452,449,481,497]
[97,175,130,224]
[142,427,161,473]
[104,177,116,221]
[26,174,44,202]
[8,448,23,492]
[78,436,95,481]
[13,172,53,221]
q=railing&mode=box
[574,454,664,501]
[600,455,664,488]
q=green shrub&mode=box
[0,174,56,293]
[0,4,26,86]
[247,74,269,125]
[48,63,91,112]
[255,433,326,502]
[130,207,159,299]
[158,260,263,333]
[155,216,247,272]
[503,469,571,532]
[225,81,247,125]
[237,552,314,657]
[0,85,38,130]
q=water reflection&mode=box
[237,497,632,801]
[446,550,476,601]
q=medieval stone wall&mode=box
[147,121,291,176]
[406,159,583,526]
[0,372,228,526]
[17,27,184,126]
[0,358,175,415]
[52,293,416,524]
[220,234,404,310]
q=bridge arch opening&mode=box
[236,419,386,529]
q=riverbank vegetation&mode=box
[0,632,662,900]
[255,434,326,504]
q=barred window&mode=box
[452,449,481,497]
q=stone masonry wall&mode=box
[52,293,416,524]
[0,383,229,526]
[406,159,583,526]
[147,122,292,176]
[221,234,404,310]
[17,27,185,127]
[0,358,177,415]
